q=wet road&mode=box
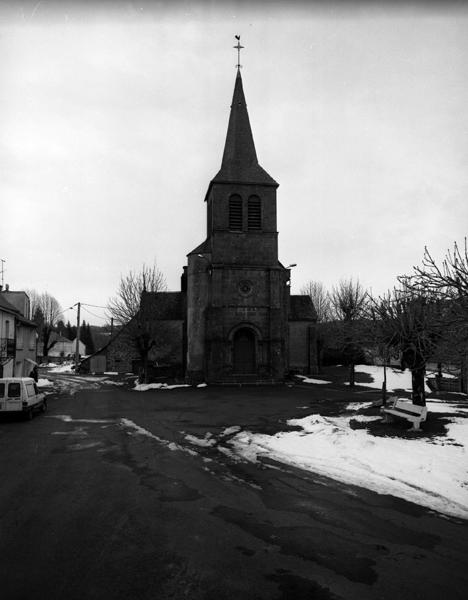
[1,383,467,599]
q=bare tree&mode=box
[25,288,41,320]
[300,280,331,372]
[107,263,167,325]
[330,278,368,386]
[404,239,468,299]
[369,286,442,406]
[26,290,63,359]
[300,281,332,322]
[402,239,468,390]
[107,263,169,382]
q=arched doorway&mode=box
[233,327,256,374]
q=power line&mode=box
[82,302,107,309]
[81,306,108,321]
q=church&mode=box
[184,68,317,383]
[84,62,318,382]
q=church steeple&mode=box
[211,70,277,187]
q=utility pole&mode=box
[0,259,5,289]
[75,302,81,369]
[110,317,114,336]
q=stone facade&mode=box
[81,292,186,376]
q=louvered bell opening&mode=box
[248,196,261,230]
[229,196,243,231]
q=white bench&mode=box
[381,398,427,431]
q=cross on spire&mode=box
[233,35,244,70]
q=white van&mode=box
[0,378,47,420]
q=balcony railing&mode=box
[0,337,16,359]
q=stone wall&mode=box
[288,322,318,374]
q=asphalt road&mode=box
[1,379,467,599]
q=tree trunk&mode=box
[142,352,149,384]
[411,366,426,406]
[349,363,355,387]
[382,360,387,405]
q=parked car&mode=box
[0,377,47,420]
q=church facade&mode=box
[184,70,317,383]
[82,68,317,382]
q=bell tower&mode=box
[186,47,291,383]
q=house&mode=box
[46,333,86,362]
[80,292,185,376]
[83,64,318,382]
[0,287,38,377]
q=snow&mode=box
[197,383,208,388]
[221,426,242,437]
[227,400,468,520]
[297,376,331,384]
[104,372,118,375]
[120,418,163,442]
[352,364,434,393]
[48,363,75,373]
[37,378,53,388]
[120,418,199,456]
[134,382,165,391]
[184,433,216,447]
[48,415,115,424]
[345,401,374,411]
[133,382,190,391]
[426,399,468,415]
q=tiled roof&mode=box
[289,295,317,321]
[187,238,212,257]
[0,294,20,315]
[50,332,74,343]
[140,291,185,320]
[210,71,277,188]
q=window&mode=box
[8,383,21,398]
[248,196,261,230]
[229,195,243,231]
[5,320,10,339]
[0,383,5,398]
[26,383,36,397]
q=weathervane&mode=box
[234,35,244,70]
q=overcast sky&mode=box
[1,0,467,326]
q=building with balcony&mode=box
[0,289,38,377]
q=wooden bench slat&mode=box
[381,399,427,431]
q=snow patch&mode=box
[48,363,75,373]
[184,433,216,447]
[221,425,242,437]
[296,375,331,385]
[47,415,115,424]
[228,412,468,520]
[353,364,432,393]
[133,382,190,391]
[37,378,53,387]
[346,401,374,411]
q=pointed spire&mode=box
[212,70,277,187]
